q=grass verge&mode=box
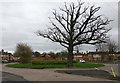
[6,62,104,69]
[6,63,66,69]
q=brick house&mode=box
[74,51,120,62]
[0,49,14,61]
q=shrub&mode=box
[14,43,32,63]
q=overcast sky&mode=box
[0,0,119,53]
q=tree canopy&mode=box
[37,1,112,67]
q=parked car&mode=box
[2,60,9,63]
[79,60,85,63]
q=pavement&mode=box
[1,63,118,81]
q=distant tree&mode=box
[96,39,117,62]
[42,52,47,57]
[55,52,61,58]
[96,40,117,53]
[74,45,83,54]
[34,51,41,57]
[107,40,117,53]
[95,43,107,52]
[13,52,17,56]
[37,1,112,67]
[48,51,56,58]
[74,45,79,54]
[14,43,32,63]
[13,52,20,57]
[56,51,68,58]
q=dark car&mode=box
[2,60,9,63]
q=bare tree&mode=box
[74,45,80,53]
[74,45,83,54]
[96,40,117,53]
[107,40,117,53]
[95,43,107,52]
[37,1,112,67]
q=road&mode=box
[0,63,119,83]
[0,64,114,81]
[99,64,119,76]
[1,71,27,81]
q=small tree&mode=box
[95,43,107,52]
[14,43,32,63]
[34,51,41,57]
[42,52,47,57]
[96,40,117,53]
[48,52,56,58]
[107,40,117,53]
[37,1,112,67]
[56,51,68,58]
[95,40,117,62]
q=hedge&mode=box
[32,60,67,65]
[32,60,77,65]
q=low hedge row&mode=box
[32,60,67,65]
[32,60,77,65]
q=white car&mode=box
[79,60,85,63]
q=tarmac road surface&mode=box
[1,71,27,81]
[1,64,119,83]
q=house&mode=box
[0,49,14,61]
[74,53,88,61]
[74,51,120,62]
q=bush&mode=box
[14,43,32,63]
[32,60,67,65]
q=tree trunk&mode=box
[67,45,73,68]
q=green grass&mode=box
[6,63,66,69]
[6,62,104,69]
[6,63,31,68]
